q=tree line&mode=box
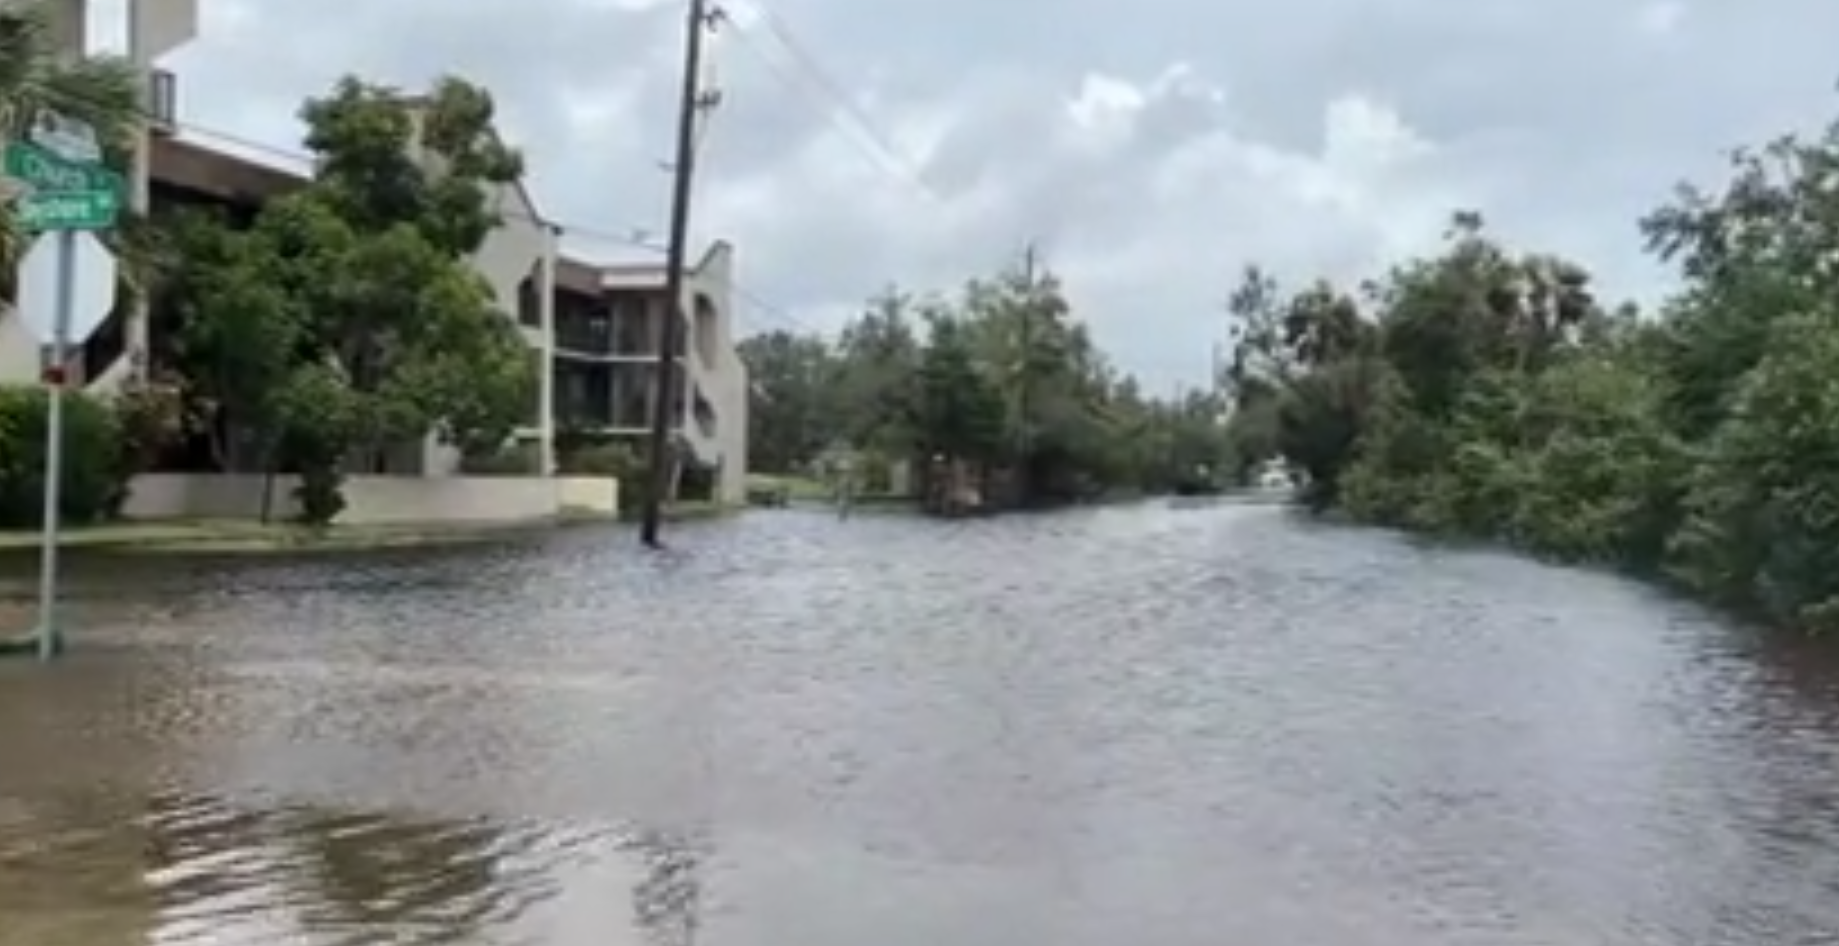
[1,0,537,526]
[740,259,1234,508]
[1222,108,1839,635]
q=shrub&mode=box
[555,441,652,510]
[459,441,542,476]
[557,442,632,476]
[112,373,189,474]
[0,384,130,527]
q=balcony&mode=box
[553,361,688,431]
[552,288,612,355]
[552,360,613,428]
[599,292,688,359]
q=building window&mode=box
[517,273,540,326]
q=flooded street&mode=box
[1,503,1837,944]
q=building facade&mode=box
[548,246,749,504]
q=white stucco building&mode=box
[548,245,750,504]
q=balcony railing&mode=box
[553,312,694,358]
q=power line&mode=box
[718,1,941,203]
[749,4,921,175]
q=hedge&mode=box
[0,384,129,528]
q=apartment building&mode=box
[545,246,750,504]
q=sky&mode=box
[90,0,1839,390]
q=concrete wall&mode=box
[123,474,562,524]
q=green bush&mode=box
[557,442,633,476]
[0,385,130,528]
[459,442,542,475]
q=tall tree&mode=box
[910,309,1004,466]
[1215,99,1839,635]
[159,75,538,522]
[736,328,836,473]
[733,257,1234,505]
[831,287,921,456]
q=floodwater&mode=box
[1,504,1837,945]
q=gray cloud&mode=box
[140,0,1839,386]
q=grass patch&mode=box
[0,518,565,555]
[746,474,831,501]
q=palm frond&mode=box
[0,199,20,300]
[0,0,143,149]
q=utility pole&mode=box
[1171,382,1186,481]
[640,0,716,547]
[1012,242,1037,509]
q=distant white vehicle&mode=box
[1254,458,1294,492]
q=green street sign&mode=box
[2,140,122,197]
[17,189,119,231]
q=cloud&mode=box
[113,0,1839,387]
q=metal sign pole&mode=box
[35,229,74,661]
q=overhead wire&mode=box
[717,0,942,204]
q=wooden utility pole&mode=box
[640,0,712,547]
[1012,243,1037,508]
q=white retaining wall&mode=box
[556,475,619,515]
[123,473,585,524]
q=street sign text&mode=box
[16,190,118,231]
[3,140,121,195]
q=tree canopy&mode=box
[154,76,536,522]
[1223,108,1839,636]
[740,257,1233,504]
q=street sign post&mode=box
[15,231,118,347]
[0,110,123,661]
[3,138,123,232]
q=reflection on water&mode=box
[0,509,1836,944]
[0,787,703,945]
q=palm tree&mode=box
[1,0,145,283]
